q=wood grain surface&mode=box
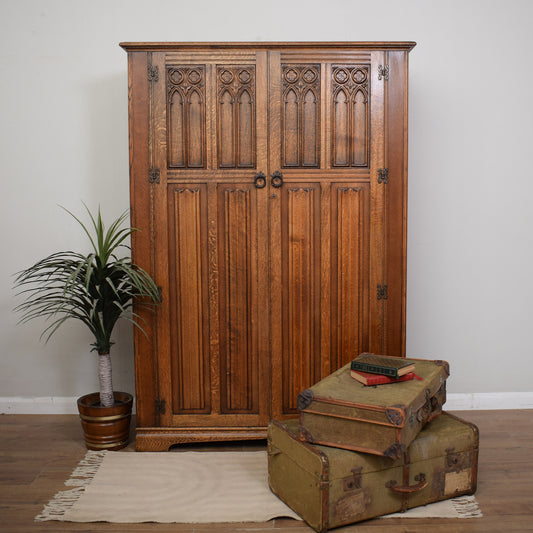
[1,410,532,532]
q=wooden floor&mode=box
[1,410,532,532]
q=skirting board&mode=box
[0,397,137,415]
[1,393,532,414]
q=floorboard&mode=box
[1,410,532,532]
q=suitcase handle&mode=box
[386,473,427,494]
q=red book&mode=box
[350,370,420,386]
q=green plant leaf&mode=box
[13,204,160,358]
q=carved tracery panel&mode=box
[282,64,321,168]
[167,66,206,169]
[217,66,256,168]
[331,65,369,168]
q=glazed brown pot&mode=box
[77,391,133,451]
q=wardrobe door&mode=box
[138,51,271,445]
[268,50,390,418]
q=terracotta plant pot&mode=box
[77,391,133,451]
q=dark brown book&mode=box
[351,353,415,378]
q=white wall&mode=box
[1,0,532,410]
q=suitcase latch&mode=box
[446,447,469,472]
[342,467,363,491]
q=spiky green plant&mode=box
[14,205,160,407]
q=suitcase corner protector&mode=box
[386,404,408,426]
[383,442,406,460]
[435,359,450,376]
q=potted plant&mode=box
[14,205,160,450]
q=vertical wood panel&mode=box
[284,90,298,166]
[169,186,210,413]
[385,51,409,356]
[331,184,370,369]
[368,51,386,355]
[352,90,368,166]
[188,90,204,166]
[238,90,253,166]
[302,90,318,166]
[169,91,184,167]
[334,89,349,166]
[282,186,320,413]
[150,51,173,425]
[206,182,221,416]
[128,51,156,427]
[219,90,234,167]
[218,186,258,413]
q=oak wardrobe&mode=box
[120,41,416,450]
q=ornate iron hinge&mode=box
[377,284,388,300]
[149,168,160,184]
[155,398,166,415]
[148,64,159,82]
[378,64,390,81]
[378,168,389,184]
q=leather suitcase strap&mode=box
[415,378,446,424]
[415,386,444,424]
[385,451,428,511]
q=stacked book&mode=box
[350,353,420,386]
[267,353,480,532]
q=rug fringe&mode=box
[451,495,484,518]
[35,450,107,521]
[65,450,106,487]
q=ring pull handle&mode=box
[254,171,266,189]
[271,170,283,188]
[386,473,427,494]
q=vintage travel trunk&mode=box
[268,413,479,532]
[298,358,449,459]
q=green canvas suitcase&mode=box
[268,413,479,532]
[298,357,449,459]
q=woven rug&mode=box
[36,450,482,523]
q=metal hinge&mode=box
[155,398,166,415]
[378,168,389,184]
[378,64,390,81]
[149,168,160,184]
[147,64,159,82]
[377,284,388,300]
